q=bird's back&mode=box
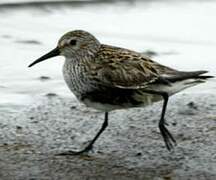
[90,44,211,88]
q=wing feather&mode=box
[89,44,175,89]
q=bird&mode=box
[28,30,213,155]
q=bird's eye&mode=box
[69,39,77,46]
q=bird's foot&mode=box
[56,150,85,156]
[159,122,177,151]
[56,145,93,156]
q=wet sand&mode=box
[0,91,216,179]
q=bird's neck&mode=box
[65,53,92,65]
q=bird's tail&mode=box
[156,70,214,95]
[166,70,214,82]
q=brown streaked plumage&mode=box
[87,44,177,89]
[28,30,213,155]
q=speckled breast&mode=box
[63,60,94,100]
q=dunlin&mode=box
[29,30,213,155]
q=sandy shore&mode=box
[0,91,215,180]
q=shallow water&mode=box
[0,0,216,113]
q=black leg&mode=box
[143,90,177,151]
[158,92,177,151]
[57,112,109,156]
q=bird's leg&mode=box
[158,92,177,151]
[143,90,177,151]
[57,112,109,156]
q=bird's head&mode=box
[28,30,100,67]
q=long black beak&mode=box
[28,47,60,67]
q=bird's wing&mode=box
[89,44,177,89]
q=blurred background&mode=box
[0,0,216,114]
